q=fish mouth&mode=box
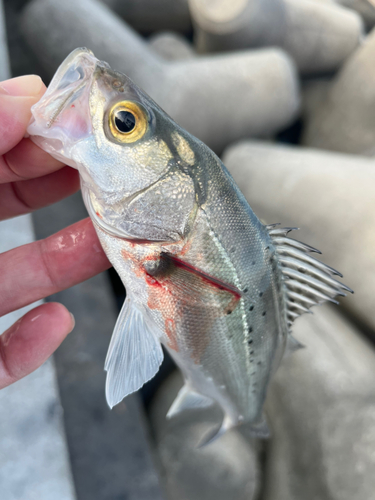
[27,48,103,167]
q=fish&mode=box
[27,48,353,444]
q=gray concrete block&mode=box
[303,27,375,155]
[336,0,375,28]
[102,0,191,34]
[0,0,10,80]
[263,305,375,500]
[21,0,300,154]
[301,78,331,117]
[149,31,195,60]
[149,371,261,500]
[222,140,375,333]
[189,0,364,75]
[0,359,76,500]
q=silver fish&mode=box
[27,48,352,444]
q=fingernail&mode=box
[0,75,44,97]
[69,313,75,333]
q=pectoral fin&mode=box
[105,298,163,408]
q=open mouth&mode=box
[27,48,101,165]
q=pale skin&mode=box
[0,75,111,390]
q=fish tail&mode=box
[198,412,271,447]
[238,414,271,441]
[246,415,270,439]
[197,414,233,448]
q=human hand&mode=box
[0,75,111,389]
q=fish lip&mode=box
[49,47,97,93]
[28,48,99,128]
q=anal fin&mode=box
[285,334,305,357]
[167,384,214,419]
[105,298,163,408]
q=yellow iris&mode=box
[108,101,148,143]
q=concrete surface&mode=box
[310,0,375,27]
[149,371,261,500]
[149,31,195,60]
[303,27,375,155]
[301,78,331,116]
[0,357,77,500]
[223,140,375,334]
[102,0,191,34]
[189,0,364,75]
[336,0,375,28]
[0,0,9,80]
[21,0,300,154]
[264,305,375,500]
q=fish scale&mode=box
[27,47,352,444]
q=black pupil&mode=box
[115,110,136,133]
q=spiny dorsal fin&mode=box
[268,226,353,330]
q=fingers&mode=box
[0,74,44,98]
[0,76,78,218]
[0,76,67,186]
[0,76,45,157]
[1,138,66,184]
[0,166,80,221]
[0,302,74,389]
[0,218,111,317]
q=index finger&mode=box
[2,138,66,183]
[0,75,66,184]
[0,218,111,318]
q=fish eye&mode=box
[115,111,135,133]
[108,101,147,143]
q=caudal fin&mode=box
[198,414,233,448]
[198,413,270,447]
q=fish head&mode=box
[28,48,193,211]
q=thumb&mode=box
[0,75,45,156]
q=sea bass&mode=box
[27,48,352,443]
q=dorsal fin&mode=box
[268,226,353,330]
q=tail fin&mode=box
[198,414,233,448]
[198,413,270,447]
